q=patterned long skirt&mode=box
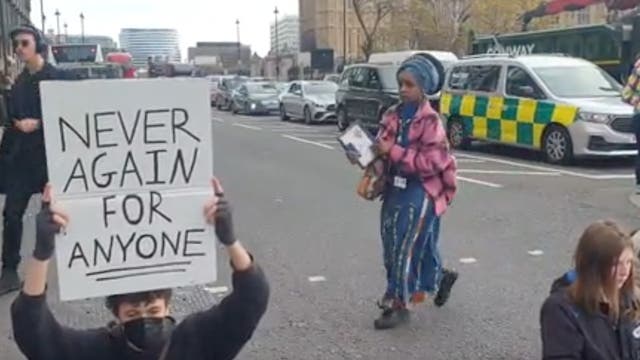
[380,179,442,306]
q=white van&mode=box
[368,50,458,69]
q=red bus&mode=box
[106,52,136,78]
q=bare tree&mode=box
[352,0,395,60]
[422,0,472,51]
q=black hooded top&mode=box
[540,271,640,360]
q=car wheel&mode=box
[542,124,573,165]
[280,104,290,121]
[232,102,239,114]
[304,106,313,125]
[446,118,470,149]
[337,107,349,131]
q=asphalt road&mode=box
[1,111,639,359]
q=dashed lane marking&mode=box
[282,134,335,150]
[528,250,544,257]
[457,152,632,180]
[459,258,477,264]
[203,286,229,294]
[232,123,262,131]
[212,117,225,123]
[456,158,486,164]
[457,176,503,188]
[457,169,560,176]
[308,276,327,282]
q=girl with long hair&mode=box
[541,220,640,359]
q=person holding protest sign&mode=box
[0,24,62,295]
[11,178,270,360]
[365,54,458,330]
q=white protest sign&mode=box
[41,78,216,301]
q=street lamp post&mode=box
[39,0,45,32]
[79,13,85,43]
[236,19,241,70]
[343,0,347,65]
[274,6,279,80]
[54,9,60,44]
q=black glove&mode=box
[214,198,236,246]
[34,204,61,261]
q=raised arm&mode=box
[11,185,108,360]
[167,178,269,360]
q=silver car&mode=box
[279,81,339,124]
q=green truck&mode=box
[471,16,640,81]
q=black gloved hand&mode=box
[214,197,236,246]
[34,204,61,261]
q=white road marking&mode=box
[459,257,477,264]
[457,176,503,188]
[457,152,632,180]
[456,159,486,164]
[528,250,544,256]
[212,117,225,123]
[287,133,339,138]
[270,127,330,133]
[308,276,327,282]
[320,140,340,145]
[203,286,229,294]
[282,134,335,150]
[232,123,262,131]
[458,169,560,176]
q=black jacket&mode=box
[540,271,640,360]
[11,263,269,360]
[1,62,62,194]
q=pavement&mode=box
[1,111,639,359]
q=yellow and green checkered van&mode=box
[439,54,636,164]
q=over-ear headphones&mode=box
[10,24,47,54]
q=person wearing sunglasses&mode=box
[0,24,61,295]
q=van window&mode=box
[506,67,545,99]
[448,65,501,92]
[350,67,369,88]
[367,69,381,90]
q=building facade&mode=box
[555,3,608,27]
[119,28,181,67]
[299,0,364,62]
[187,42,252,74]
[271,15,299,55]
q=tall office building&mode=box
[270,15,299,54]
[119,28,181,67]
[299,0,364,60]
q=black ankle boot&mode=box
[0,268,20,296]
[434,269,459,307]
[374,304,410,330]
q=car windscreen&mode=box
[224,78,245,90]
[304,82,338,94]
[378,66,399,90]
[533,65,622,98]
[247,83,278,94]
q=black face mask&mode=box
[121,317,175,357]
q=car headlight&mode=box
[251,103,257,110]
[312,102,324,108]
[577,111,613,123]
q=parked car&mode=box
[216,76,248,111]
[207,75,222,106]
[441,54,634,164]
[323,74,341,83]
[335,64,400,132]
[231,82,280,115]
[280,81,339,124]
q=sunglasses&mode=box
[12,39,31,49]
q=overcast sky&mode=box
[31,0,298,58]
